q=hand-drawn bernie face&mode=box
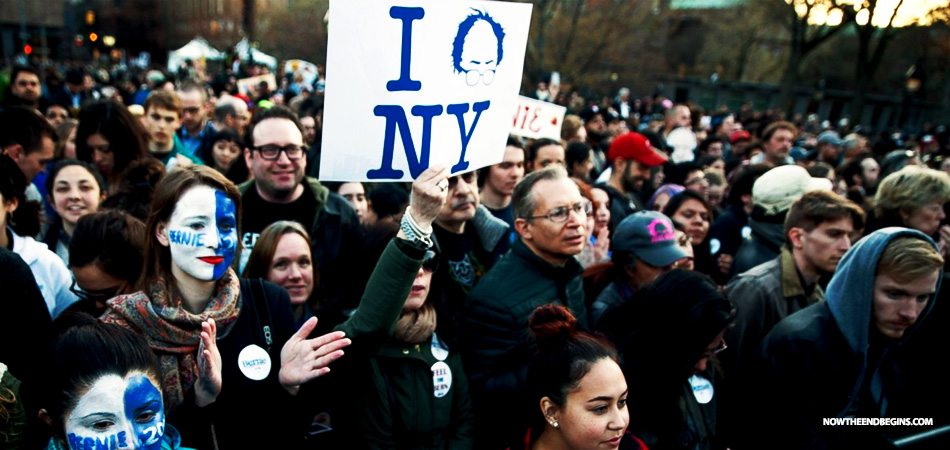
[165,185,238,281]
[452,10,506,86]
[64,372,166,450]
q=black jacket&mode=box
[460,240,586,450]
[329,239,475,450]
[731,216,784,278]
[172,280,310,449]
[597,183,644,232]
[239,177,364,312]
[743,228,943,450]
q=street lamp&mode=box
[900,64,921,129]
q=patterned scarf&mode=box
[392,302,437,345]
[101,269,242,408]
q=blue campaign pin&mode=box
[688,374,714,404]
[431,361,453,398]
[431,333,449,361]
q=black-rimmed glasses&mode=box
[254,144,305,161]
[525,201,593,223]
[422,250,439,272]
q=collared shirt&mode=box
[177,121,214,156]
[780,246,823,303]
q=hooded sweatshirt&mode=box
[741,227,941,450]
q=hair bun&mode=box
[529,304,577,342]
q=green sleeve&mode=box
[335,239,424,340]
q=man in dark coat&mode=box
[460,166,589,450]
[741,228,944,450]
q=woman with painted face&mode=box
[513,304,646,450]
[42,313,181,449]
[43,160,106,264]
[324,166,475,449]
[100,165,351,448]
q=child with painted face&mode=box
[42,313,180,450]
[100,165,351,448]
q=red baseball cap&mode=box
[608,132,667,167]
[729,130,751,144]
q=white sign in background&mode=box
[320,0,532,181]
[510,95,566,141]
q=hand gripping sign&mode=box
[320,0,532,181]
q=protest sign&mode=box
[511,95,566,140]
[284,59,320,87]
[320,0,532,181]
[236,73,277,97]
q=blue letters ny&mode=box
[369,6,491,179]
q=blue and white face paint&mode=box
[64,372,166,450]
[165,185,238,282]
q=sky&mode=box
[795,0,946,27]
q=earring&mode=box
[549,418,559,428]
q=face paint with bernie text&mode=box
[64,373,166,450]
[166,185,238,281]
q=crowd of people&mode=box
[1,58,949,450]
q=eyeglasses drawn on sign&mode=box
[452,10,506,87]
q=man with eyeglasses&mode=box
[428,168,510,347]
[237,105,362,314]
[460,165,590,449]
[175,82,215,155]
[589,210,687,327]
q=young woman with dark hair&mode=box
[516,304,646,450]
[75,101,150,193]
[663,190,721,281]
[194,128,248,183]
[598,270,735,450]
[42,160,106,263]
[66,210,145,317]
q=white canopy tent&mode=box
[167,37,226,72]
[234,38,278,69]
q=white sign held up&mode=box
[320,0,532,181]
[511,95,566,140]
